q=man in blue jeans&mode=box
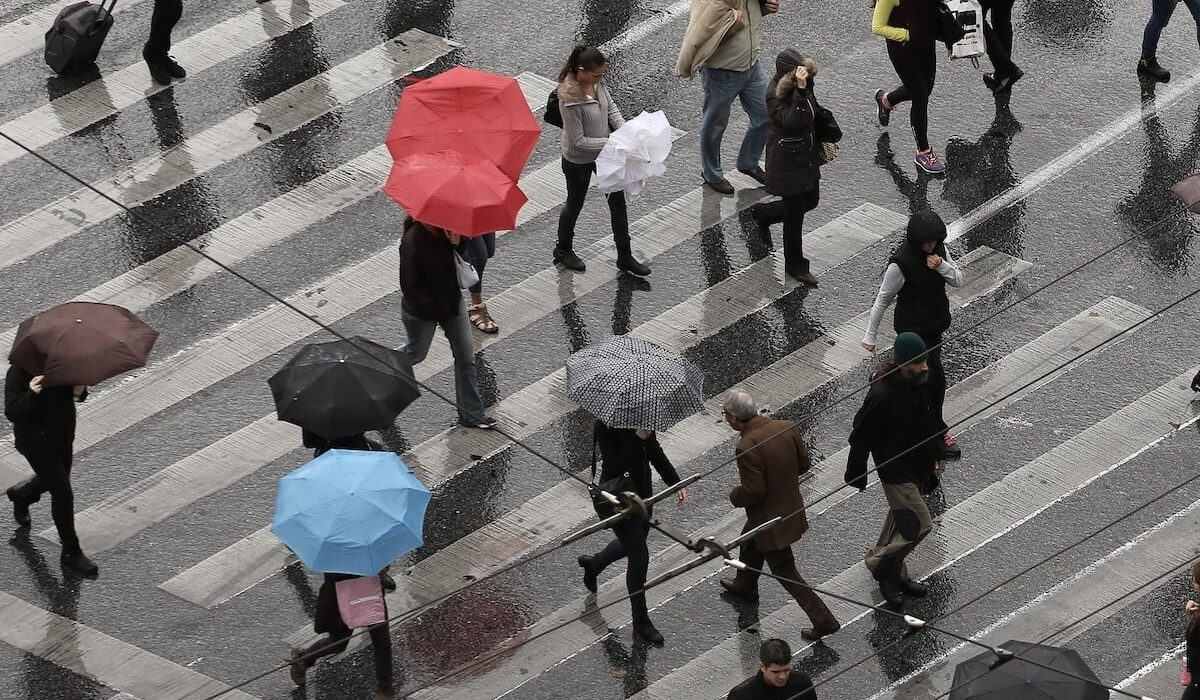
[676,0,780,194]
[1137,0,1200,83]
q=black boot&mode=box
[61,550,99,576]
[6,486,31,528]
[1137,56,1170,83]
[553,246,586,272]
[899,576,928,597]
[633,617,664,645]
[616,254,651,277]
[578,555,598,593]
[878,577,904,606]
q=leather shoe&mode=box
[553,246,586,272]
[800,621,840,641]
[288,646,308,686]
[787,267,819,287]
[719,577,759,602]
[165,56,187,79]
[578,555,598,593]
[899,577,928,597]
[738,166,767,186]
[6,486,31,528]
[878,577,904,606]
[704,178,735,195]
[633,617,664,645]
[60,551,98,576]
[145,60,174,85]
[616,254,651,277]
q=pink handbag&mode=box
[1182,658,1193,687]
[335,576,387,629]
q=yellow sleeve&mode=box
[871,0,911,42]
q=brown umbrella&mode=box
[1171,173,1200,214]
[8,302,159,387]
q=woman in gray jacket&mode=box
[554,45,650,277]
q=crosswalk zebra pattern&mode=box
[1,1,1198,699]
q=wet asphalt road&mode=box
[1,0,1200,698]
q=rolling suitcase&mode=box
[44,0,116,75]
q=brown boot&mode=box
[288,646,307,686]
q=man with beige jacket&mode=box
[676,0,780,194]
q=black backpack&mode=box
[544,89,563,128]
[44,0,116,75]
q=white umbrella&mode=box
[596,111,673,197]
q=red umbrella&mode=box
[384,151,527,236]
[9,302,159,387]
[386,66,541,182]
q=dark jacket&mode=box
[4,364,85,456]
[886,0,939,47]
[727,669,816,700]
[729,415,811,551]
[399,217,461,322]
[890,209,952,338]
[764,50,820,198]
[1188,615,1200,677]
[845,367,942,487]
[595,420,681,499]
[301,430,384,458]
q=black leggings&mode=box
[981,0,1019,78]
[591,516,651,621]
[886,41,937,152]
[301,622,394,691]
[556,158,631,254]
[756,188,820,272]
[145,0,183,61]
[1182,684,1200,700]
[12,452,80,553]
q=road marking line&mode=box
[1116,643,1186,699]
[411,296,1148,699]
[0,29,457,271]
[0,591,257,700]
[600,0,690,53]
[632,363,1200,700]
[0,0,347,168]
[287,246,1028,654]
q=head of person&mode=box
[772,49,817,84]
[406,215,460,245]
[906,208,947,255]
[722,387,758,431]
[893,332,929,385]
[559,45,607,86]
[758,638,793,687]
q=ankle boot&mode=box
[633,617,664,645]
[6,486,32,528]
[61,550,98,576]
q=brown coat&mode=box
[728,415,811,551]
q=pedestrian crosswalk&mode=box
[1,3,1199,699]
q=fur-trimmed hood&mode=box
[557,72,594,106]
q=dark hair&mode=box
[558,45,606,82]
[760,638,792,667]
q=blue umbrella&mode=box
[271,449,431,576]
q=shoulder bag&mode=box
[544,89,563,128]
[334,575,387,628]
[452,250,479,290]
[936,2,966,47]
[587,431,635,521]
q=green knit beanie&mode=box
[893,332,928,366]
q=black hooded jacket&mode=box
[764,49,821,198]
[399,216,462,322]
[889,209,952,337]
[845,366,942,487]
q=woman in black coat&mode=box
[751,49,824,287]
[1182,561,1200,699]
[4,364,97,575]
[577,420,686,645]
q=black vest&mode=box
[886,0,938,46]
[889,246,952,338]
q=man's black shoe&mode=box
[553,246,586,272]
[165,56,187,79]
[616,254,650,277]
[878,577,904,606]
[633,618,664,645]
[738,166,767,186]
[578,555,598,593]
[61,551,98,576]
[145,60,174,85]
[6,487,31,528]
[719,577,759,602]
[704,178,735,195]
[899,577,928,597]
[787,268,819,287]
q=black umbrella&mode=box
[950,640,1108,700]
[268,336,418,439]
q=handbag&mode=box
[935,2,966,47]
[814,105,842,144]
[453,250,479,289]
[544,89,563,128]
[817,141,841,166]
[587,432,635,521]
[334,575,387,628]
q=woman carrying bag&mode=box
[751,49,837,287]
[576,420,686,645]
[871,0,946,174]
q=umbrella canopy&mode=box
[271,450,431,576]
[384,151,527,236]
[566,335,704,432]
[8,301,159,387]
[267,336,419,439]
[595,111,673,197]
[386,66,541,182]
[1171,173,1200,213]
[949,640,1109,700]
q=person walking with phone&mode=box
[1137,0,1200,83]
[871,0,946,174]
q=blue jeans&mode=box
[699,62,769,183]
[1142,0,1200,56]
[590,516,652,621]
[458,233,495,295]
[400,299,486,423]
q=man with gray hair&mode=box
[720,388,840,641]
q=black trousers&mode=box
[886,41,937,151]
[557,158,631,254]
[980,0,1019,78]
[756,188,820,273]
[145,0,183,62]
[11,450,80,553]
[729,539,838,629]
[1182,683,1200,700]
[300,622,395,691]
[591,516,651,621]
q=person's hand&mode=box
[926,254,943,269]
[762,0,781,14]
[676,487,688,504]
[1187,600,1199,615]
[794,65,809,88]
[28,375,44,394]
[861,342,876,353]
[728,10,745,34]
